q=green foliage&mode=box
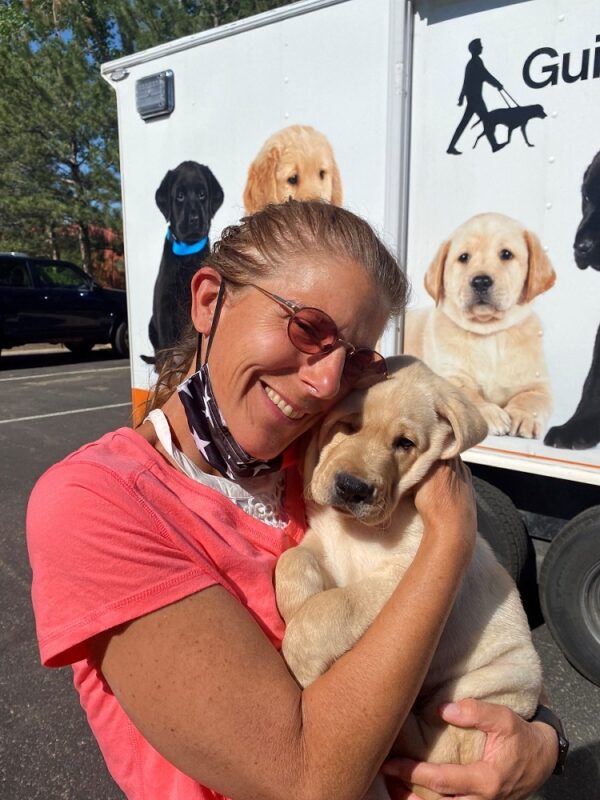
[0,0,294,283]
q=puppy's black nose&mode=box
[333,472,375,505]
[471,274,493,293]
[574,238,594,256]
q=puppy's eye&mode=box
[319,169,326,179]
[393,436,415,451]
[199,190,206,200]
[176,191,185,202]
[287,175,299,186]
[500,249,513,260]
[458,252,470,263]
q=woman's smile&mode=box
[262,384,306,420]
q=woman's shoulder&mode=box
[30,427,162,500]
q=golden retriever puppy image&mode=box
[404,213,556,438]
[276,356,542,800]
[243,124,343,213]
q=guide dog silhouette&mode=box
[472,103,546,149]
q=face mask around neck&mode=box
[177,280,283,481]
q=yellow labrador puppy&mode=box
[404,213,556,438]
[243,124,343,213]
[276,356,542,800]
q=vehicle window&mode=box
[0,259,33,288]
[31,262,88,289]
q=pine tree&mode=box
[0,0,293,281]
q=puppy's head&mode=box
[156,161,224,243]
[532,104,547,120]
[243,125,342,214]
[425,212,556,331]
[574,149,600,271]
[305,356,487,527]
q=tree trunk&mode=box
[78,222,92,274]
[47,226,60,260]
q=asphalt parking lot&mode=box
[1,346,599,799]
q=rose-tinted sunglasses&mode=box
[246,282,388,389]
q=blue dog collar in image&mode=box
[166,228,208,256]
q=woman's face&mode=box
[197,256,390,460]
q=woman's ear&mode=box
[190,268,223,336]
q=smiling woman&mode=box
[26,200,558,800]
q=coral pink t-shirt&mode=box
[26,428,306,800]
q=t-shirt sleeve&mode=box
[26,460,219,668]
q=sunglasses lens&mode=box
[288,308,338,354]
[344,349,388,388]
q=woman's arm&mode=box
[89,459,477,800]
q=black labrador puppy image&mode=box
[545,148,600,449]
[472,104,546,149]
[143,161,224,366]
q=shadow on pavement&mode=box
[0,347,128,371]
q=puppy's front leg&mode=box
[281,558,410,688]
[505,386,552,438]
[275,545,329,623]
[443,373,511,436]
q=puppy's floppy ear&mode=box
[522,230,556,302]
[243,145,280,214]
[436,386,488,459]
[424,240,450,304]
[155,169,174,221]
[330,156,343,206]
[202,166,224,217]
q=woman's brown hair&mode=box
[145,199,408,415]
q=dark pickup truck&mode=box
[0,254,128,357]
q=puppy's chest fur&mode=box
[304,500,424,587]
[426,308,549,402]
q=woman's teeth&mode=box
[264,386,304,420]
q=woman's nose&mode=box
[299,347,346,399]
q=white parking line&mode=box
[0,402,131,424]
[0,366,130,383]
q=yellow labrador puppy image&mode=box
[243,124,343,213]
[404,213,556,438]
[276,357,542,800]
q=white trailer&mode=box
[102,0,600,685]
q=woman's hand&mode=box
[382,698,558,799]
[413,457,478,560]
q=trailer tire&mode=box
[539,506,600,686]
[473,476,532,584]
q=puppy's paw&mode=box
[506,406,545,439]
[478,402,511,436]
[544,416,600,449]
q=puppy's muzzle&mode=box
[470,273,493,298]
[333,472,375,507]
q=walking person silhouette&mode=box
[447,38,506,155]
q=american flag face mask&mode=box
[177,280,283,481]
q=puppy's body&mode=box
[276,357,542,800]
[146,161,224,366]
[404,212,556,438]
[243,125,342,213]
[545,148,600,449]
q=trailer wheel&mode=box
[539,506,600,686]
[472,476,532,584]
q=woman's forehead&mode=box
[266,257,388,336]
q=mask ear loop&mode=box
[196,278,226,371]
